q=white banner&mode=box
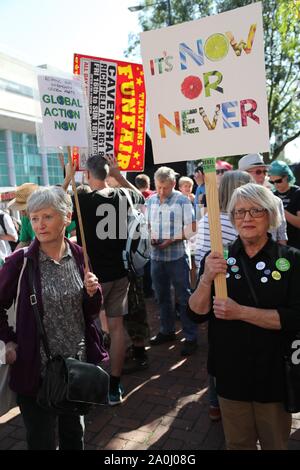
[140,2,269,164]
[37,75,89,148]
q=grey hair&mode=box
[218,171,253,212]
[154,166,178,183]
[228,183,280,229]
[27,186,73,221]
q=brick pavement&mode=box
[1,296,300,450]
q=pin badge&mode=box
[260,277,268,283]
[272,271,281,281]
[235,274,241,280]
[231,265,239,273]
[226,273,230,278]
[256,261,265,271]
[227,257,236,266]
[275,258,290,272]
[264,269,271,275]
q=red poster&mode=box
[74,53,146,172]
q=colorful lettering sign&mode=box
[140,2,269,164]
[37,75,89,148]
[73,53,146,171]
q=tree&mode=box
[126,0,300,162]
[216,0,300,162]
[125,0,214,58]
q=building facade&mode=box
[0,53,65,191]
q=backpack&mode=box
[121,188,151,276]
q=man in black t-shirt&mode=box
[65,155,144,405]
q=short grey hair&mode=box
[218,171,253,212]
[27,186,73,221]
[154,166,178,183]
[228,183,280,229]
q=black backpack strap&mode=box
[27,257,52,360]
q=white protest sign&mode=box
[37,75,89,148]
[140,2,269,164]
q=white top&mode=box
[0,211,18,262]
[195,213,238,268]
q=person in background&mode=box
[238,153,287,245]
[8,183,38,250]
[134,174,155,199]
[179,176,197,288]
[188,183,300,450]
[0,186,106,450]
[216,160,233,188]
[268,161,300,249]
[147,166,198,356]
[178,176,195,203]
[0,209,18,266]
[134,173,154,298]
[199,160,233,213]
[193,164,205,219]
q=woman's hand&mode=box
[213,297,242,321]
[202,251,227,283]
[5,342,18,365]
[84,271,99,297]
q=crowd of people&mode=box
[0,152,300,450]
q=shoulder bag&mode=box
[27,259,109,415]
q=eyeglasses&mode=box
[269,178,283,185]
[247,169,268,175]
[232,208,267,219]
[216,169,228,175]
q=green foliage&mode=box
[126,0,300,162]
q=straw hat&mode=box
[7,183,38,211]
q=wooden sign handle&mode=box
[203,158,227,299]
[67,147,89,272]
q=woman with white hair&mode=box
[188,183,300,450]
[0,186,108,450]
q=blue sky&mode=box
[0,0,142,71]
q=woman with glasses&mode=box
[269,161,300,249]
[238,153,288,245]
[188,183,300,450]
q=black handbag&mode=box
[28,259,109,415]
[240,256,300,413]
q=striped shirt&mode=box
[195,213,238,267]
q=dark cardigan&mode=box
[0,238,108,396]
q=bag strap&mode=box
[239,256,259,307]
[27,258,52,360]
[120,187,137,214]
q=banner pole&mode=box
[203,158,227,299]
[67,147,89,272]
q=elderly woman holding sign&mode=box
[188,183,300,450]
[0,186,108,450]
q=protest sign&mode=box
[74,53,146,171]
[37,75,89,148]
[140,2,269,164]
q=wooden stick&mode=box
[67,146,89,272]
[203,158,227,299]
